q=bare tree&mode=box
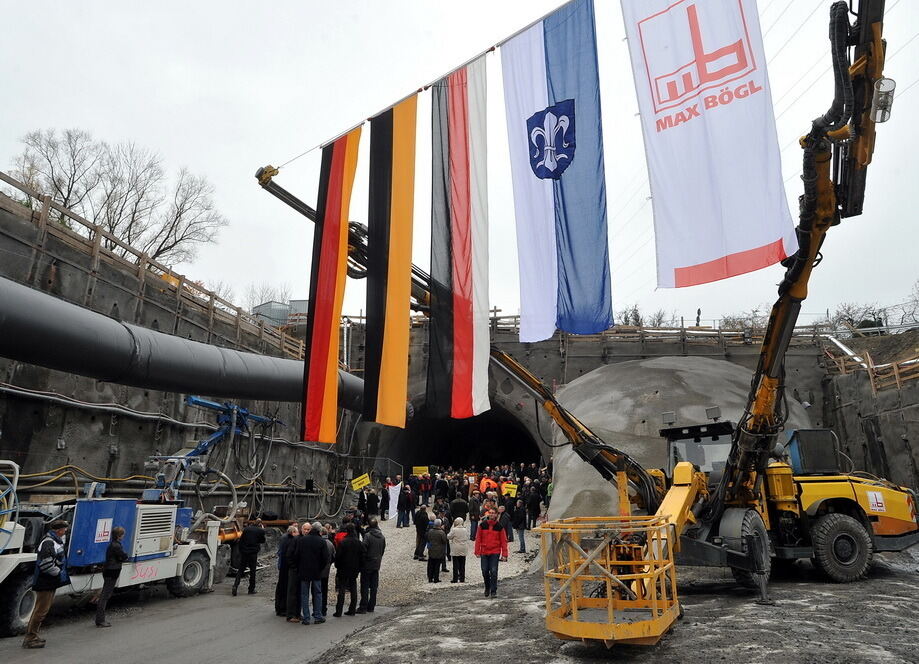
[245,281,292,312]
[8,129,228,266]
[824,302,881,331]
[647,309,673,327]
[88,143,164,254]
[615,304,644,327]
[5,152,43,209]
[12,129,105,223]
[719,306,770,330]
[883,279,919,326]
[138,168,227,264]
[205,280,236,303]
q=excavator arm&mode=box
[488,347,664,513]
[711,0,891,518]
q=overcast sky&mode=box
[2,1,917,326]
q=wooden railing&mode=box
[824,347,919,393]
[0,170,305,360]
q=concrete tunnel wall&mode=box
[354,326,828,478]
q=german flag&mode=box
[363,96,417,427]
[302,127,361,443]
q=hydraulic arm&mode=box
[710,0,890,520]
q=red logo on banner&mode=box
[638,0,757,114]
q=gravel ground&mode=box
[374,513,538,607]
[255,511,538,608]
[313,548,919,664]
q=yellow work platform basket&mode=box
[538,515,680,647]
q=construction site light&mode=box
[870,78,896,123]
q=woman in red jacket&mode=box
[473,509,508,598]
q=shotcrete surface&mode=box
[547,356,812,520]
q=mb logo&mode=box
[638,0,757,113]
[527,99,576,180]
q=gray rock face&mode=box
[548,356,812,520]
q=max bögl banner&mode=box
[621,0,796,288]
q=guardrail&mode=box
[0,170,305,360]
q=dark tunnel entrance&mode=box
[388,405,541,469]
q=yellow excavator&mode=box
[488,0,918,648]
[255,0,915,648]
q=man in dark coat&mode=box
[366,489,379,517]
[526,483,543,529]
[425,519,448,583]
[397,485,414,528]
[497,505,514,545]
[434,474,449,501]
[23,519,68,648]
[333,524,363,617]
[275,523,298,616]
[468,490,482,540]
[233,519,265,596]
[357,517,385,613]
[95,525,128,627]
[511,499,528,553]
[292,521,330,624]
[284,524,303,621]
[450,494,469,522]
[408,474,421,505]
[413,505,430,560]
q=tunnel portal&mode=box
[388,404,542,469]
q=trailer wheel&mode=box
[810,513,872,583]
[0,572,35,637]
[166,552,208,598]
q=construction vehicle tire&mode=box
[810,513,872,583]
[723,508,772,588]
[167,551,208,597]
[0,571,35,636]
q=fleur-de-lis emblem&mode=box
[526,99,576,180]
[530,111,570,172]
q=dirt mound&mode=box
[845,328,919,365]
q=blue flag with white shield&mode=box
[502,0,612,342]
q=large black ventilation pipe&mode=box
[0,276,363,409]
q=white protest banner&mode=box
[388,483,402,514]
[621,0,796,288]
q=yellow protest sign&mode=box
[351,473,371,491]
[412,466,429,476]
[503,483,518,498]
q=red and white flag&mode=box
[621,0,796,288]
[427,56,490,419]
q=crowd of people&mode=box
[252,461,551,623]
[19,463,551,648]
[267,512,387,625]
[380,462,552,597]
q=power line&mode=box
[759,0,782,17]
[608,177,648,227]
[895,76,919,100]
[772,48,830,107]
[763,0,796,37]
[767,1,825,65]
